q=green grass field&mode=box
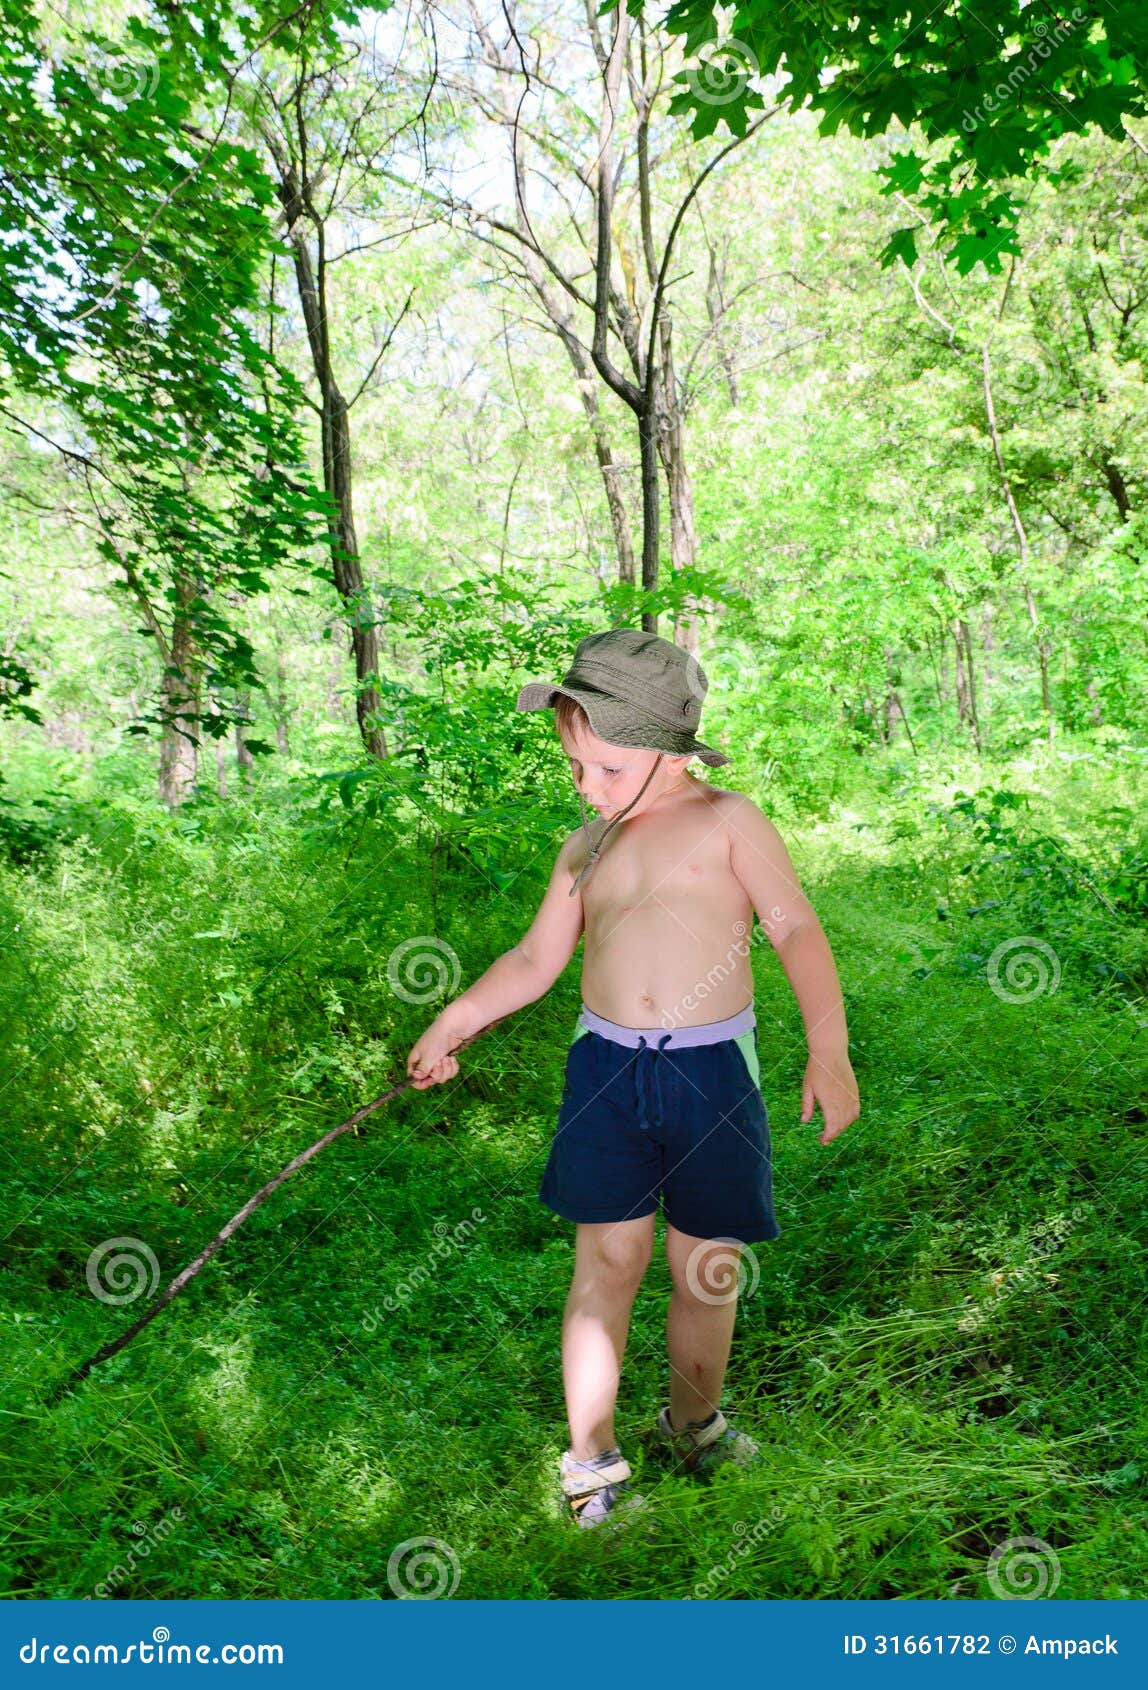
[1,740,1145,1599]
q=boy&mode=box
[407,628,860,1529]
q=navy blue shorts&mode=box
[539,1003,781,1244]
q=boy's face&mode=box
[558,720,690,820]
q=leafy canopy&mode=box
[0,1,362,731]
[655,1,1148,272]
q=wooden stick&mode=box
[48,1015,510,1402]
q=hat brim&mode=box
[515,681,730,768]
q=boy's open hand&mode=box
[406,1031,461,1090]
[802,1052,860,1146]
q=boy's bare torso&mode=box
[568,777,754,1029]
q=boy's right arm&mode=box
[406,832,584,1088]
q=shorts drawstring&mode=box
[634,1032,673,1132]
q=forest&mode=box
[0,0,1146,1600]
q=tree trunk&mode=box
[158,570,201,807]
[951,615,982,751]
[953,617,971,730]
[471,0,637,586]
[273,649,291,754]
[657,321,697,577]
[883,648,900,743]
[325,391,386,756]
[867,690,885,746]
[1075,293,1133,523]
[1103,458,1132,523]
[888,690,917,753]
[271,149,387,760]
[638,402,661,632]
[552,325,635,583]
[235,689,255,784]
[960,616,982,752]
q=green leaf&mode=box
[879,225,919,270]
[879,150,928,197]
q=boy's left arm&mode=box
[728,797,860,1146]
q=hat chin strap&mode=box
[568,753,663,897]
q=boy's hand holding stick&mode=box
[48,1014,508,1401]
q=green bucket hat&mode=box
[515,628,730,766]
[515,628,730,895]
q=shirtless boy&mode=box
[407,628,860,1528]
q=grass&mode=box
[0,734,1145,1599]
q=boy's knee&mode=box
[666,1232,742,1296]
[578,1222,652,1285]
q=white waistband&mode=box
[577,1002,755,1049]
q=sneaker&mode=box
[654,1406,761,1481]
[560,1447,647,1530]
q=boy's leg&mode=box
[563,1215,656,1460]
[664,1224,741,1430]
